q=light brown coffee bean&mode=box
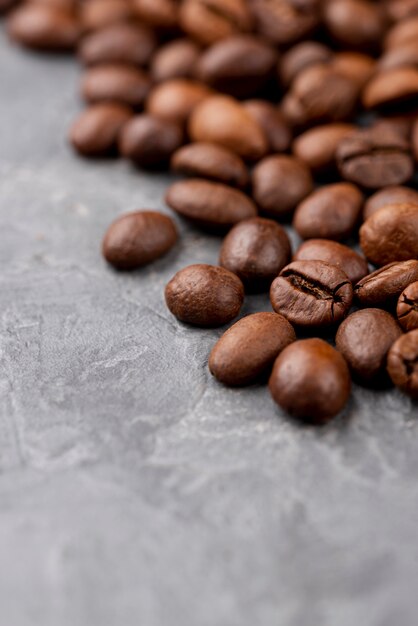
[323,0,386,50]
[7,3,80,50]
[179,0,252,46]
[81,64,151,108]
[294,239,368,285]
[355,260,418,306]
[385,0,418,22]
[378,41,418,72]
[387,330,418,399]
[279,40,333,87]
[171,142,249,188]
[78,23,157,67]
[249,0,320,46]
[243,101,292,153]
[363,67,418,110]
[363,186,418,221]
[150,38,201,83]
[397,281,418,331]
[146,79,213,126]
[132,0,178,29]
[119,114,183,168]
[384,15,418,49]
[80,0,133,32]
[292,123,355,173]
[69,103,132,157]
[331,52,376,88]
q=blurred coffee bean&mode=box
[279,40,333,87]
[323,0,387,50]
[387,330,418,399]
[81,63,151,108]
[150,38,200,82]
[78,23,157,67]
[69,102,132,156]
[363,186,418,220]
[385,0,418,22]
[331,52,376,88]
[293,123,355,173]
[378,41,418,72]
[360,203,418,265]
[119,114,183,168]
[80,0,133,32]
[171,142,249,188]
[384,15,418,49]
[147,79,213,126]
[179,0,252,46]
[355,260,418,306]
[294,239,368,284]
[132,0,178,29]
[413,119,418,162]
[243,100,292,153]
[363,67,418,110]
[397,281,418,331]
[8,3,80,50]
[249,0,320,47]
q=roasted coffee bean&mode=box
[7,3,80,50]
[189,95,268,161]
[363,68,418,110]
[69,103,132,157]
[243,101,292,153]
[249,0,320,47]
[80,0,133,32]
[331,52,376,88]
[323,0,386,50]
[165,264,244,327]
[119,114,183,168]
[102,210,178,270]
[151,38,201,83]
[146,79,212,126]
[385,0,418,22]
[363,186,418,220]
[397,281,418,331]
[293,182,363,241]
[78,23,157,67]
[179,0,252,46]
[132,0,178,30]
[209,312,296,386]
[171,142,249,188]
[269,338,351,424]
[378,41,418,72]
[336,309,402,384]
[337,128,413,189]
[360,203,418,265]
[384,15,418,49]
[355,260,418,306]
[219,217,291,291]
[413,119,418,163]
[294,239,368,285]
[81,64,151,108]
[165,179,257,230]
[252,155,313,217]
[292,123,355,173]
[270,260,353,328]
[279,41,333,87]
[387,330,418,399]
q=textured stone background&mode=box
[1,28,418,626]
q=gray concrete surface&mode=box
[1,28,418,626]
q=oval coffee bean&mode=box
[146,79,213,126]
[7,3,80,50]
[279,40,333,88]
[252,155,313,217]
[150,38,201,83]
[397,281,418,331]
[165,264,244,327]
[179,0,252,46]
[269,338,351,424]
[270,260,353,328]
[119,114,183,169]
[336,309,402,384]
[243,101,292,153]
[363,186,418,221]
[81,64,151,108]
[378,41,418,73]
[293,182,363,241]
[323,0,386,50]
[171,142,249,189]
[355,260,418,306]
[249,0,320,47]
[209,312,296,386]
[102,210,178,270]
[294,239,368,285]
[292,123,355,173]
[360,203,418,266]
[80,0,133,32]
[78,23,157,67]
[219,217,291,291]
[363,68,418,111]
[385,16,418,50]
[69,103,132,157]
[133,0,178,30]
[387,330,418,399]
[165,179,257,230]
[331,52,376,88]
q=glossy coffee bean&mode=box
[7,3,80,50]
[252,155,313,217]
[363,186,418,221]
[294,239,368,285]
[269,338,351,424]
[179,0,252,46]
[363,67,418,110]
[249,0,320,47]
[133,0,178,30]
[397,281,418,331]
[243,101,292,153]
[119,114,183,169]
[270,260,353,328]
[331,52,376,88]
[165,179,257,230]
[387,330,418,399]
[81,64,151,108]
[279,41,333,87]
[165,264,244,327]
[355,260,418,306]
[151,38,201,83]
[69,103,132,157]
[336,309,402,384]
[78,23,157,67]
[146,79,213,126]
[219,217,291,291]
[102,210,178,270]
[209,312,296,386]
[360,203,418,266]
[293,182,363,241]
[80,0,133,32]
[323,0,386,50]
[292,123,355,173]
[171,142,249,189]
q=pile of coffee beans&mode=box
[4,0,418,423]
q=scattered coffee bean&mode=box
[78,23,157,67]
[150,38,201,83]
[69,102,132,157]
[249,0,320,47]
[387,330,418,399]
[323,0,386,50]
[385,0,418,22]
[7,3,80,50]
[292,123,355,173]
[81,64,151,108]
[355,260,418,306]
[363,67,418,111]
[363,186,418,221]
[294,239,368,285]
[133,0,178,30]
[331,52,375,88]
[242,100,292,153]
[384,15,418,49]
[397,281,418,331]
[378,41,418,72]
[146,79,213,126]
[179,0,252,46]
[279,40,333,87]
[119,114,183,168]
[80,0,133,32]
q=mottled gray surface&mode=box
[1,28,418,626]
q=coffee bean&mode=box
[7,3,80,50]
[69,103,132,157]
[292,123,355,173]
[252,155,313,217]
[270,260,353,328]
[323,0,386,50]
[119,114,183,169]
[397,281,418,331]
[78,23,157,67]
[384,15,418,49]
[387,329,418,399]
[165,179,257,230]
[171,142,249,189]
[363,186,418,220]
[279,40,333,87]
[146,79,213,126]
[151,38,201,83]
[165,264,244,327]
[336,309,402,384]
[331,52,376,88]
[243,101,292,153]
[355,260,418,306]
[413,118,418,163]
[294,239,368,285]
[219,217,291,291]
[363,67,418,111]
[209,312,296,386]
[133,0,178,30]
[360,203,418,265]
[189,95,268,161]
[269,338,351,423]
[249,0,320,47]
[378,41,418,72]
[385,0,418,22]
[81,64,151,108]
[293,182,363,241]
[179,0,252,46]
[80,0,133,32]
[102,210,178,270]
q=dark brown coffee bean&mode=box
[243,101,292,153]
[292,123,355,173]
[384,15,418,49]
[249,0,320,46]
[270,260,353,328]
[363,68,418,110]
[151,39,201,83]
[81,64,151,108]
[336,309,402,384]
[219,217,291,291]
[165,264,244,327]
[78,23,157,67]
[209,312,296,386]
[323,0,386,50]
[279,41,333,87]
[294,239,368,285]
[119,114,183,169]
[331,52,376,88]
[7,3,80,50]
[132,0,178,29]
[171,142,249,189]
[102,210,178,270]
[387,330,418,399]
[69,103,132,157]
[385,0,418,22]
[80,0,133,32]
[355,260,418,306]
[165,179,257,230]
[179,0,252,46]
[293,182,363,241]
[252,155,313,217]
[360,203,418,266]
[378,41,418,72]
[189,95,268,161]
[269,338,351,424]
[397,281,418,331]
[146,79,213,126]
[363,186,418,221]
[337,128,413,189]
